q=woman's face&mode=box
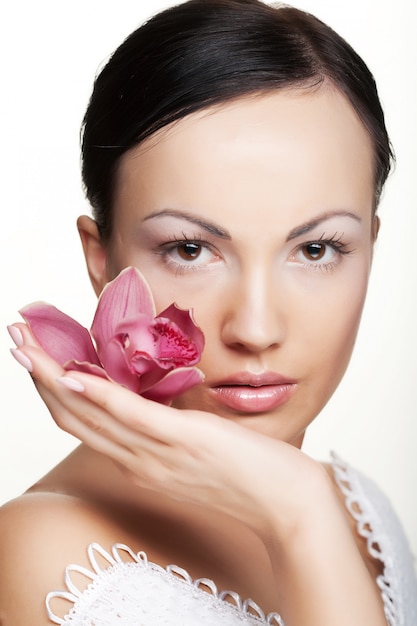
[82,87,377,446]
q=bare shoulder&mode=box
[0,491,128,626]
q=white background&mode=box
[1,0,416,563]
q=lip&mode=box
[209,371,297,414]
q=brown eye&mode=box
[177,243,202,260]
[302,243,326,261]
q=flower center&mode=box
[153,321,199,366]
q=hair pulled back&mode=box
[81,0,393,240]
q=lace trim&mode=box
[46,457,401,625]
[331,452,396,626]
[46,542,284,625]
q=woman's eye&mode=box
[159,239,220,272]
[290,237,353,270]
[301,242,328,262]
[176,242,203,261]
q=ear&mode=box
[77,215,109,297]
[372,214,381,241]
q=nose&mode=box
[220,267,285,353]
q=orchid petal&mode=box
[65,359,143,394]
[142,367,205,405]
[134,359,173,392]
[100,332,170,392]
[64,360,109,379]
[100,317,162,381]
[150,317,200,368]
[20,303,101,367]
[92,267,156,354]
[99,338,143,393]
[113,316,158,364]
[19,267,204,405]
[158,303,204,355]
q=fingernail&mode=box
[7,325,24,347]
[10,348,33,372]
[57,376,85,392]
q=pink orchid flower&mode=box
[20,267,204,404]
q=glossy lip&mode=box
[208,371,297,414]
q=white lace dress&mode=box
[46,454,417,626]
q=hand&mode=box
[9,323,387,625]
[8,322,325,540]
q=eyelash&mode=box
[155,233,220,275]
[292,232,355,272]
[155,231,355,275]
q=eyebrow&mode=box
[286,210,362,241]
[143,209,232,239]
[143,208,361,242]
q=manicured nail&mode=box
[7,325,24,347]
[10,348,33,372]
[57,376,85,393]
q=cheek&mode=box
[144,271,225,325]
[299,269,369,378]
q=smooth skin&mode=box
[1,86,386,625]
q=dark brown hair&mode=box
[81,0,393,240]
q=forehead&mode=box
[113,87,374,228]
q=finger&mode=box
[10,343,231,502]
[55,369,239,477]
[15,341,204,457]
[8,322,43,349]
[9,342,137,443]
[56,368,184,443]
[36,380,143,467]
[11,329,196,443]
[26,344,160,446]
[37,377,193,494]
